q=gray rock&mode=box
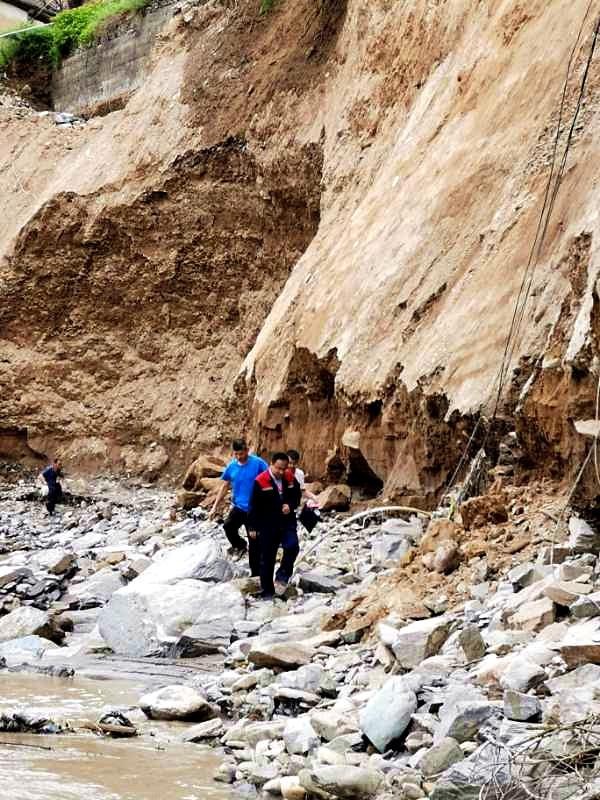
[569,517,600,553]
[69,567,125,607]
[509,597,555,632]
[182,718,224,742]
[359,676,417,753]
[419,737,464,777]
[284,716,320,754]
[310,710,358,741]
[545,663,600,694]
[429,742,509,800]
[437,701,501,743]
[503,690,541,721]
[298,571,341,594]
[174,617,234,656]
[459,625,486,661]
[545,581,591,606]
[0,607,63,644]
[391,617,452,668]
[278,664,324,694]
[371,534,413,564]
[0,566,32,588]
[248,641,315,670]
[225,720,286,746]
[570,591,600,618]
[139,685,215,721]
[299,765,383,799]
[37,549,75,575]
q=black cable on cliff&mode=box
[445,3,600,495]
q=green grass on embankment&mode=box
[0,0,150,69]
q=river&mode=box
[0,672,232,800]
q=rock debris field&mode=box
[3,471,600,799]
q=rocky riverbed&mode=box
[3,469,600,799]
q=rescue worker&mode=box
[209,439,267,576]
[247,452,301,599]
[42,458,63,516]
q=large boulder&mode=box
[359,676,417,752]
[317,485,352,512]
[98,579,244,656]
[509,597,555,632]
[299,766,383,799]
[182,455,225,491]
[0,607,64,644]
[139,685,215,721]
[132,540,230,585]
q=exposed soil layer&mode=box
[2,0,600,503]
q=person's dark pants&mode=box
[259,522,300,596]
[258,527,282,597]
[275,522,300,585]
[46,484,63,515]
[223,506,260,577]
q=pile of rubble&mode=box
[3,471,600,799]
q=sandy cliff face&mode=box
[1,0,600,500]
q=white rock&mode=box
[310,710,358,741]
[509,597,555,632]
[284,716,319,754]
[98,579,244,656]
[391,617,452,668]
[499,658,546,692]
[139,685,214,721]
[299,765,383,799]
[132,540,230,585]
[359,676,417,753]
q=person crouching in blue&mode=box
[247,452,301,599]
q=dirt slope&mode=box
[1,0,600,498]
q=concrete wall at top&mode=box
[51,2,175,117]
[0,1,28,31]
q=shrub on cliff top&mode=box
[0,0,150,70]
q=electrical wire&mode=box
[445,4,600,494]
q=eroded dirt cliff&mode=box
[2,0,600,502]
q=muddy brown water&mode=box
[0,673,232,800]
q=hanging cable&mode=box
[445,4,600,494]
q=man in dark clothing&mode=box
[42,459,63,516]
[248,452,301,599]
[209,439,268,576]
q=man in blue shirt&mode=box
[209,439,267,576]
[42,458,63,516]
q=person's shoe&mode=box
[274,580,288,597]
[259,592,274,601]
